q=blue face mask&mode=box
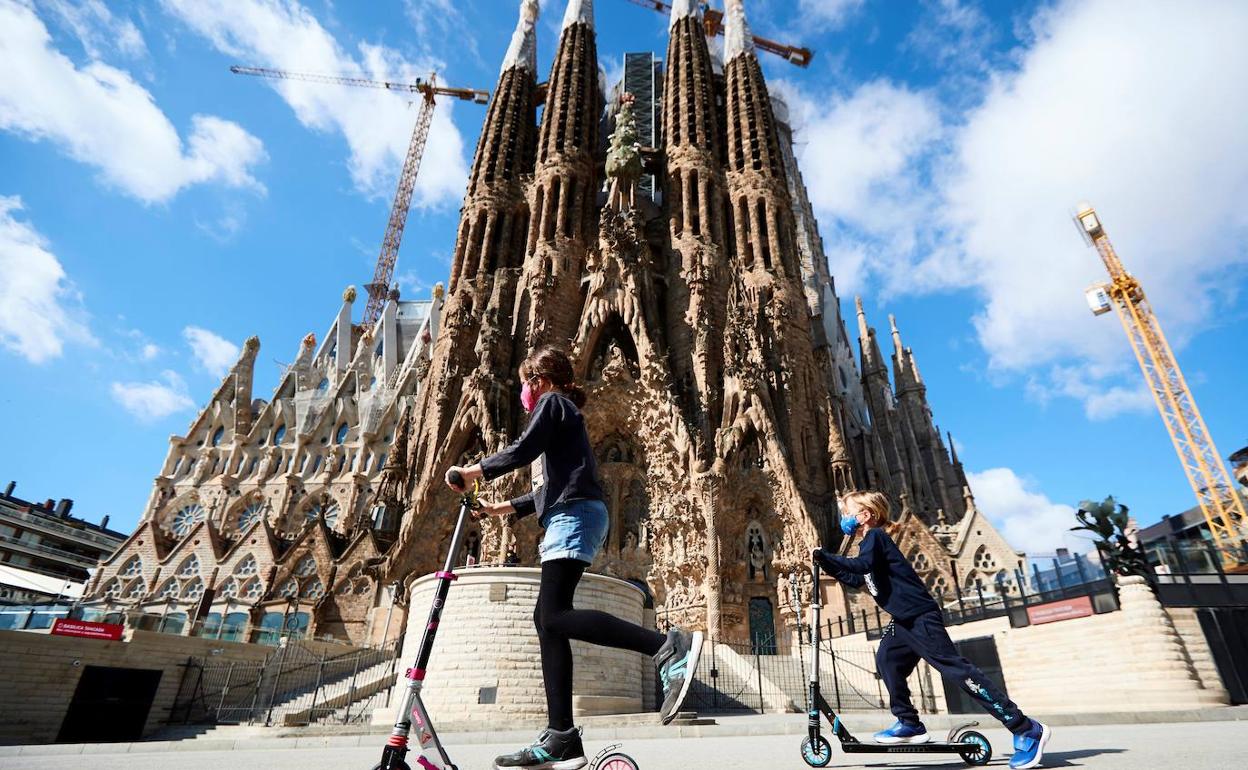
[840,514,860,537]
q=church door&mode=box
[748,597,777,655]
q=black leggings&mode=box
[535,559,666,731]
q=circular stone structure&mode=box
[385,566,650,725]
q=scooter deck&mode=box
[839,741,977,754]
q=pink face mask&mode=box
[520,382,538,413]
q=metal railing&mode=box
[0,532,101,567]
[0,505,123,549]
[823,573,1121,641]
[1148,535,1248,608]
[170,637,403,727]
[681,632,937,715]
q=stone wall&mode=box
[0,629,273,745]
[378,567,650,725]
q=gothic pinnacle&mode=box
[501,0,539,74]
[855,296,869,340]
[889,314,902,355]
[723,0,756,61]
[562,0,594,29]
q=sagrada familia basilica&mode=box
[83,0,1023,646]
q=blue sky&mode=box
[1,0,1246,556]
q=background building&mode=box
[0,482,124,629]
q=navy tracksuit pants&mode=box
[878,610,1029,734]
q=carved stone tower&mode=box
[518,0,602,349]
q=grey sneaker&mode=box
[493,726,587,769]
[654,627,703,725]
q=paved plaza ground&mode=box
[4,721,1247,770]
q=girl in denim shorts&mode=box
[447,346,702,770]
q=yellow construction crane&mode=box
[1076,203,1247,565]
[622,0,814,67]
[230,66,488,327]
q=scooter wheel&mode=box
[957,731,992,766]
[595,751,639,770]
[800,735,833,767]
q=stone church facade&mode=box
[83,0,1022,645]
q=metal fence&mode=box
[682,632,937,715]
[170,638,401,727]
[823,573,1121,641]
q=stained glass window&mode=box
[171,504,206,537]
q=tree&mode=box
[1070,496,1151,579]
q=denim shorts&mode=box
[539,499,609,565]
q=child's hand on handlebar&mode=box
[445,464,483,492]
[471,500,514,520]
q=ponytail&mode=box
[562,383,587,409]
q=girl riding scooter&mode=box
[813,491,1052,770]
[447,345,702,770]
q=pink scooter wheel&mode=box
[596,752,639,770]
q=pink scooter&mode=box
[371,470,640,770]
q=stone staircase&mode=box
[270,657,400,726]
[994,579,1230,713]
[1166,607,1231,702]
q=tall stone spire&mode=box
[453,0,540,289]
[519,0,601,347]
[888,313,910,391]
[723,0,756,62]
[719,0,840,568]
[664,0,729,456]
[856,297,886,378]
[400,0,542,552]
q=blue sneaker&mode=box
[873,720,929,744]
[1009,719,1052,769]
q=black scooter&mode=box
[795,560,992,767]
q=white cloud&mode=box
[110,370,195,421]
[785,0,1248,416]
[1026,364,1154,421]
[941,0,1248,376]
[967,467,1081,554]
[183,326,239,377]
[798,0,864,30]
[160,0,469,207]
[0,0,267,204]
[43,0,148,60]
[777,78,945,296]
[140,343,161,361]
[0,195,94,363]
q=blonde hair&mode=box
[840,490,891,528]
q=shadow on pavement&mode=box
[857,747,1127,769]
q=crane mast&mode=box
[230,66,488,327]
[1077,204,1247,564]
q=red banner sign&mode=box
[50,619,125,641]
[1026,595,1094,626]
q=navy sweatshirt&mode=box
[815,528,940,621]
[479,390,605,521]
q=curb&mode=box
[3,706,1246,757]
